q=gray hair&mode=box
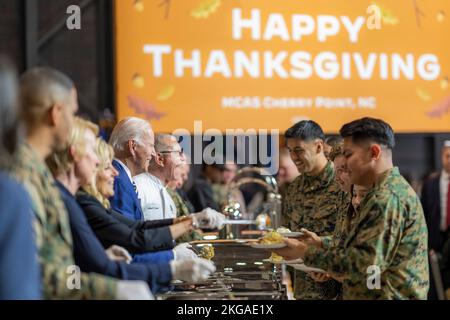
[155,133,178,152]
[109,117,152,153]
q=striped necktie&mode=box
[132,181,138,195]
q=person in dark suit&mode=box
[441,232,450,298]
[188,164,224,212]
[421,141,450,252]
[47,117,216,291]
[77,190,177,254]
[0,56,41,300]
[421,141,450,299]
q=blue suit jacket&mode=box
[0,172,41,300]
[110,160,144,221]
[57,182,172,293]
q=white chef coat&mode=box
[133,173,176,221]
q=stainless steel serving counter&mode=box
[156,241,289,300]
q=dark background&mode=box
[1,0,449,188]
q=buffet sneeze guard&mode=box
[220,167,282,239]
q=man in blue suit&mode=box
[112,158,144,221]
[109,117,156,221]
[108,117,227,238]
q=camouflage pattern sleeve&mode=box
[167,188,203,243]
[41,259,118,300]
[304,191,429,299]
[320,235,334,250]
[321,198,351,250]
[281,182,294,229]
[304,197,403,276]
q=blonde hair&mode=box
[83,138,114,209]
[47,117,99,176]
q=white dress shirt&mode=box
[440,170,450,231]
[133,173,176,221]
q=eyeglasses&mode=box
[159,149,183,156]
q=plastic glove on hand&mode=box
[192,208,226,229]
[116,280,154,300]
[173,243,198,261]
[170,258,216,283]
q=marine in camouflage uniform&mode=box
[303,167,429,299]
[11,144,118,299]
[283,161,349,299]
[166,187,203,243]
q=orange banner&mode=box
[115,0,450,133]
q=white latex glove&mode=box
[116,280,154,300]
[192,208,226,229]
[170,258,216,283]
[173,243,198,261]
[106,245,132,264]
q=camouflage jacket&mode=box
[280,181,293,227]
[166,188,202,243]
[11,144,118,299]
[304,167,429,300]
[320,193,351,250]
[283,161,348,299]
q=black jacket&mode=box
[76,191,174,254]
[421,175,446,252]
[187,175,220,212]
[57,183,172,293]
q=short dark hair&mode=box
[0,56,21,168]
[340,117,395,150]
[284,120,325,142]
[325,135,343,148]
[19,66,74,130]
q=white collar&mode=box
[114,158,133,183]
[148,173,165,188]
[442,170,450,181]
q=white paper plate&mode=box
[249,243,287,249]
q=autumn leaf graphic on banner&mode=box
[157,85,175,101]
[133,0,144,13]
[372,2,399,25]
[132,73,145,89]
[436,10,446,23]
[427,96,450,119]
[441,77,449,91]
[191,0,221,19]
[127,95,166,120]
[416,87,431,102]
